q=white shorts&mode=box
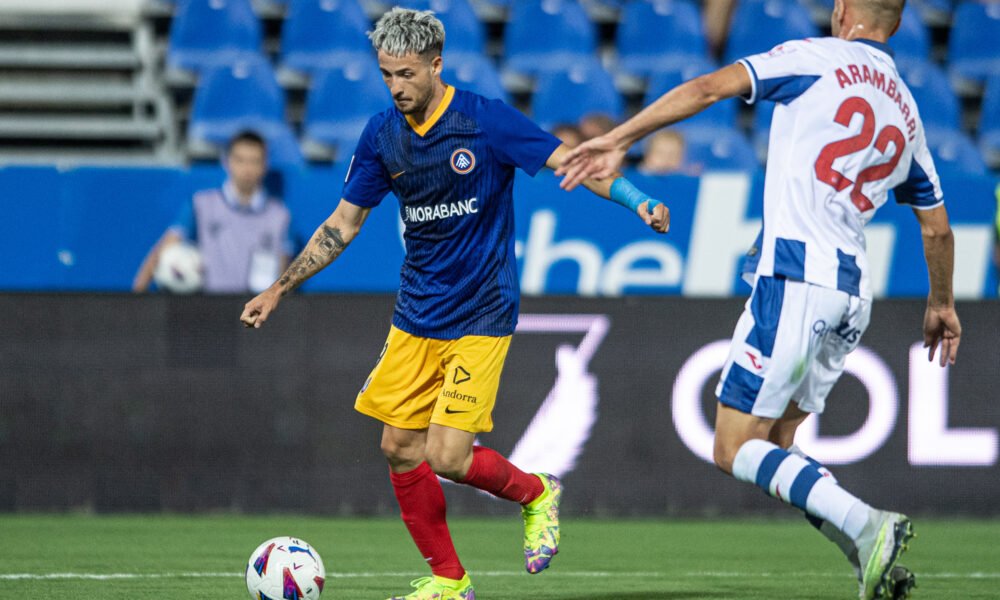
[715,276,871,419]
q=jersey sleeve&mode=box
[341,115,392,208]
[893,129,944,209]
[737,40,824,105]
[480,99,562,176]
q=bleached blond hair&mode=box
[369,7,445,59]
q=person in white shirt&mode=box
[557,1,961,598]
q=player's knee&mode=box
[424,447,468,481]
[380,436,423,470]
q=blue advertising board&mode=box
[0,165,996,297]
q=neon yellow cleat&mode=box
[858,511,914,600]
[386,573,475,600]
[522,473,563,574]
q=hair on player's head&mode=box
[369,7,445,60]
[226,130,267,154]
[853,0,906,32]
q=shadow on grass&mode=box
[567,593,724,600]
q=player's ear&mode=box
[430,54,442,77]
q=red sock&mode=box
[461,446,544,505]
[389,462,465,581]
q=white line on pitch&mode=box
[1,571,998,581]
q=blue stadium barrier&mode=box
[2,166,995,298]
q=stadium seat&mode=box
[531,57,622,129]
[892,3,930,69]
[645,60,738,133]
[616,0,707,78]
[724,0,819,65]
[279,0,372,77]
[167,0,262,74]
[303,60,392,159]
[901,62,961,137]
[948,0,1000,92]
[443,53,508,101]
[927,129,988,177]
[504,0,596,77]
[978,74,1000,168]
[396,0,485,59]
[682,128,760,172]
[188,58,303,166]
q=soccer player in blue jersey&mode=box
[239,8,667,600]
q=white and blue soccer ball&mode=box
[153,242,204,294]
[246,536,326,600]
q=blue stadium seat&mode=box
[927,130,988,177]
[443,53,508,101]
[978,74,1000,167]
[892,3,930,69]
[682,128,759,172]
[901,62,961,137]
[645,59,738,132]
[303,60,392,158]
[188,59,303,166]
[167,0,262,74]
[948,1,1000,90]
[724,0,818,65]
[532,58,621,130]
[396,0,485,59]
[616,0,707,78]
[504,0,596,77]
[279,0,372,77]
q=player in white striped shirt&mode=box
[558,1,961,598]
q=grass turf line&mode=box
[0,515,995,599]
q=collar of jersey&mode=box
[405,85,455,137]
[852,38,894,58]
[222,180,267,213]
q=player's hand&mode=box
[556,134,628,191]
[923,303,961,366]
[241,288,281,329]
[639,200,670,233]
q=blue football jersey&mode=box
[342,86,561,339]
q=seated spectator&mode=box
[579,112,617,141]
[133,131,292,294]
[639,129,697,175]
[551,123,584,147]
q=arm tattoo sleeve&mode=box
[277,225,348,295]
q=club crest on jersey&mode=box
[451,148,476,174]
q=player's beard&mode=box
[394,85,433,116]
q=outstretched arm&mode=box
[545,144,670,233]
[557,63,752,190]
[240,199,371,328]
[913,204,961,366]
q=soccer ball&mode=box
[246,536,326,600]
[153,242,203,294]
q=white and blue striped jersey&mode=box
[738,37,943,300]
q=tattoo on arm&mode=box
[277,225,347,295]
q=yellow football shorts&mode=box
[354,325,512,433]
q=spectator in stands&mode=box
[551,123,584,148]
[639,129,696,175]
[579,112,617,141]
[133,131,292,294]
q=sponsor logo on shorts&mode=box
[444,406,471,414]
[442,388,477,404]
[453,366,471,384]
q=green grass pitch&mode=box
[0,514,996,599]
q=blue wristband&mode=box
[610,177,661,213]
